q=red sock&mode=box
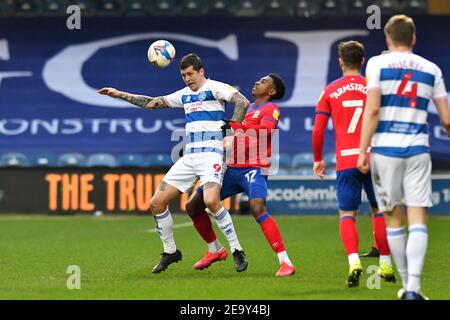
[373,237,379,250]
[339,216,359,255]
[256,213,285,253]
[190,210,217,244]
[372,213,390,255]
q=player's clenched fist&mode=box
[356,153,369,174]
[97,87,121,98]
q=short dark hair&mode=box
[384,14,415,47]
[338,41,364,69]
[268,73,286,100]
[180,53,204,71]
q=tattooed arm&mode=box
[97,87,170,110]
[229,92,250,123]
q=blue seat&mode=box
[292,152,314,168]
[29,153,57,167]
[153,0,178,15]
[272,153,292,169]
[264,0,294,16]
[292,167,314,177]
[209,0,231,15]
[327,169,337,178]
[146,154,173,167]
[180,0,208,15]
[295,0,320,17]
[233,0,264,16]
[57,153,86,167]
[125,0,150,15]
[86,153,117,167]
[273,168,290,176]
[117,154,145,167]
[323,152,336,164]
[0,153,30,167]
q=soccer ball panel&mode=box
[147,40,176,68]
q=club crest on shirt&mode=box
[273,109,280,120]
[197,92,207,101]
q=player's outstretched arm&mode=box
[229,92,250,123]
[97,87,169,110]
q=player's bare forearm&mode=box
[359,89,381,152]
[230,92,250,123]
[97,87,169,110]
[117,92,155,109]
[433,96,450,135]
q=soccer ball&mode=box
[147,40,176,68]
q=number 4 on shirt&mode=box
[396,72,418,108]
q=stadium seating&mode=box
[125,0,149,16]
[0,0,15,16]
[233,0,265,16]
[86,153,118,167]
[292,152,315,169]
[347,0,370,14]
[319,0,346,15]
[2,0,429,17]
[273,168,291,176]
[70,0,97,16]
[0,153,31,167]
[323,152,336,164]
[295,0,320,17]
[271,153,292,170]
[117,154,146,167]
[15,0,41,15]
[146,153,173,167]
[41,0,69,15]
[292,167,315,176]
[264,0,294,16]
[327,168,337,177]
[180,0,208,15]
[209,0,231,15]
[97,0,125,16]
[374,0,401,14]
[57,153,86,167]
[153,0,178,15]
[29,153,57,167]
[401,0,428,13]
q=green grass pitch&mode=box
[0,214,449,300]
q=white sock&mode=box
[207,240,223,253]
[406,224,428,293]
[208,207,243,252]
[348,253,360,266]
[154,208,176,254]
[379,255,392,266]
[387,226,408,288]
[277,251,293,266]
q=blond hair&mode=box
[384,15,416,47]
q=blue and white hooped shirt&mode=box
[365,51,447,158]
[164,79,238,155]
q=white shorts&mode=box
[162,152,225,193]
[370,152,433,212]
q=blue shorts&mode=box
[197,167,268,200]
[336,168,378,211]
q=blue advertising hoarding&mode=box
[266,176,450,215]
[0,16,449,163]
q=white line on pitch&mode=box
[146,222,192,233]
